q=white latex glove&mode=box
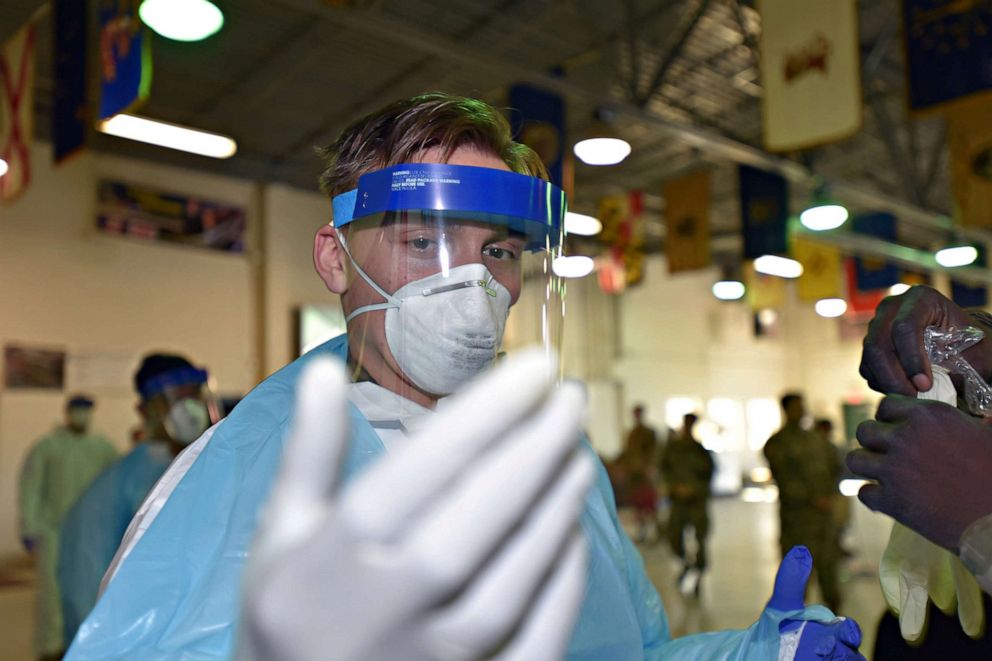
[238,350,595,661]
[878,366,986,642]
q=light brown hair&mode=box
[317,92,548,199]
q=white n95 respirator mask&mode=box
[163,397,211,445]
[341,237,511,396]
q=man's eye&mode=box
[485,246,519,260]
[410,237,434,250]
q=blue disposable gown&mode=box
[58,441,174,644]
[67,335,828,660]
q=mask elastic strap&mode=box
[337,232,402,323]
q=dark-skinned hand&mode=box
[848,395,992,551]
[859,285,991,395]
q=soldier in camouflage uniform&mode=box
[763,393,842,612]
[661,413,715,580]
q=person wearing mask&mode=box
[57,354,218,644]
[661,413,715,594]
[18,395,117,660]
[66,93,863,660]
[764,394,843,613]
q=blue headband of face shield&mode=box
[331,163,566,250]
[138,367,208,401]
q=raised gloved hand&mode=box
[859,285,991,396]
[770,546,864,661]
[238,350,595,661]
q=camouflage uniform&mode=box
[763,424,842,610]
[660,436,715,569]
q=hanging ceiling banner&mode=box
[663,169,711,274]
[757,0,862,151]
[53,0,89,163]
[904,1,992,114]
[948,98,992,228]
[852,212,901,290]
[597,191,646,287]
[98,0,152,120]
[508,84,565,188]
[744,260,786,310]
[792,237,842,301]
[845,258,887,318]
[739,164,789,259]
[0,23,35,202]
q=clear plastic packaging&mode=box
[924,325,992,416]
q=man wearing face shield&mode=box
[18,395,117,660]
[57,354,218,646]
[66,93,863,661]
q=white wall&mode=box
[0,144,336,554]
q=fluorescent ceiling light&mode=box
[0,158,7,177]
[573,138,631,165]
[98,114,237,159]
[936,245,978,267]
[815,298,847,318]
[712,280,745,301]
[754,254,803,279]
[139,0,224,42]
[800,203,849,231]
[564,212,603,236]
[552,255,594,278]
[888,283,911,296]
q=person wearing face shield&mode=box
[56,354,218,646]
[65,93,863,661]
[18,395,117,660]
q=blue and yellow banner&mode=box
[99,0,151,120]
[904,1,992,112]
[663,169,711,273]
[852,212,900,290]
[508,84,564,188]
[739,165,789,259]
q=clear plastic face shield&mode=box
[139,366,221,445]
[332,163,566,403]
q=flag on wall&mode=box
[99,0,152,120]
[0,24,36,201]
[739,165,789,259]
[508,84,565,187]
[53,0,89,163]
[597,191,646,288]
[744,260,786,310]
[948,99,992,228]
[757,0,862,151]
[663,169,711,273]
[792,237,842,301]
[852,212,900,289]
[904,0,992,113]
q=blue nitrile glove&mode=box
[771,546,865,661]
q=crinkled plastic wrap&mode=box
[924,325,992,416]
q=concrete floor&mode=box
[0,493,892,660]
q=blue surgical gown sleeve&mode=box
[58,443,173,645]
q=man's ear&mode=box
[314,224,349,294]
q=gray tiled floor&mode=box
[0,493,893,660]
